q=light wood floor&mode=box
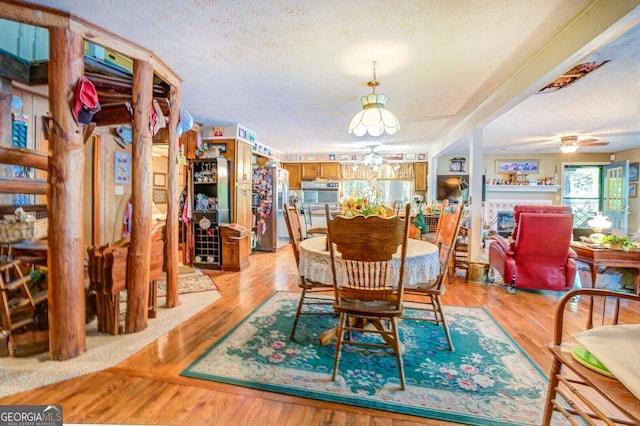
[0,247,571,425]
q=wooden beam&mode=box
[0,50,31,84]
[125,58,153,334]
[47,26,86,361]
[0,1,70,29]
[165,84,180,308]
[0,177,47,194]
[0,145,49,171]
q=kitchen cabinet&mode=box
[414,162,427,192]
[235,182,252,230]
[190,157,230,269]
[283,163,301,189]
[320,162,340,180]
[236,140,253,184]
[301,163,319,181]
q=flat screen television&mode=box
[436,175,467,203]
[436,175,485,203]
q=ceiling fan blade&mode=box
[579,141,609,146]
[579,138,599,144]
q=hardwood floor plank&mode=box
[0,246,584,425]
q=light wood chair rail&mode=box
[325,203,411,390]
[542,288,640,425]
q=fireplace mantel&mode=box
[486,185,561,192]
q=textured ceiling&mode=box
[15,1,640,157]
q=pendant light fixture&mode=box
[348,61,400,137]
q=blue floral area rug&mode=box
[182,291,559,425]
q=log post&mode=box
[165,84,180,308]
[47,27,86,360]
[0,78,11,146]
[125,59,153,333]
[0,77,14,205]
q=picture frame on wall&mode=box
[630,183,637,198]
[153,172,166,187]
[629,162,638,182]
[495,159,540,174]
[114,151,131,184]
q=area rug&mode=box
[0,289,221,398]
[156,267,219,297]
[182,291,563,426]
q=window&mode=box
[562,165,602,228]
[341,179,413,206]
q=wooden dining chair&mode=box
[403,205,463,351]
[325,203,411,390]
[302,203,327,238]
[542,288,640,425]
[283,203,333,340]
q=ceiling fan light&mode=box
[560,144,578,153]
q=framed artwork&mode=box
[405,153,416,161]
[630,183,637,198]
[153,188,167,204]
[629,162,638,182]
[153,172,166,187]
[114,151,131,184]
[339,154,349,161]
[418,153,426,161]
[495,159,540,174]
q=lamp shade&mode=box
[349,94,400,137]
[560,144,578,153]
[588,212,612,231]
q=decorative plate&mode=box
[199,217,211,230]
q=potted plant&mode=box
[602,234,633,250]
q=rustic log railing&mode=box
[0,1,183,360]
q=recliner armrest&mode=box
[490,234,509,251]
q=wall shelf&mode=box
[486,185,561,192]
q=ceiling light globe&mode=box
[560,145,578,153]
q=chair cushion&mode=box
[574,324,640,400]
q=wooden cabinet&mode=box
[283,163,301,189]
[190,158,230,270]
[320,163,340,180]
[301,163,319,181]
[236,140,253,184]
[235,182,252,231]
[414,162,427,192]
[220,224,251,272]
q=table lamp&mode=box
[587,212,612,244]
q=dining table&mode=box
[298,235,440,345]
[298,235,440,288]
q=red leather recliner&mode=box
[489,205,577,291]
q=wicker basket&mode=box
[0,218,48,244]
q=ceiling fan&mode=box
[558,135,609,153]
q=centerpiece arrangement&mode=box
[338,197,395,217]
